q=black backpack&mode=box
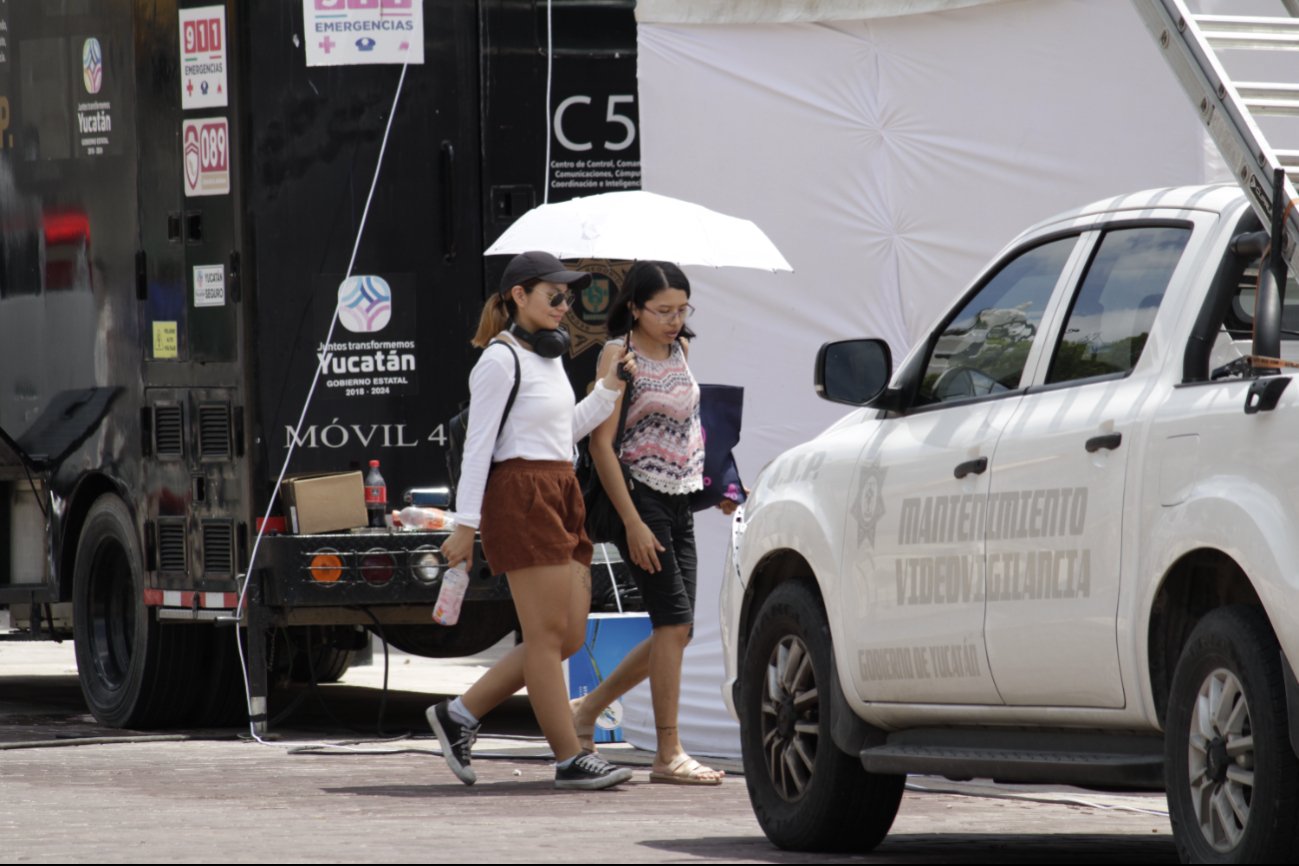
[447,340,520,510]
[574,344,634,543]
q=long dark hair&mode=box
[606,260,696,340]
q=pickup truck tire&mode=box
[1165,605,1299,863]
[72,495,203,728]
[740,581,904,852]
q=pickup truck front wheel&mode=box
[739,581,904,852]
[1165,605,1299,862]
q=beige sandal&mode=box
[649,753,724,786]
[570,696,597,754]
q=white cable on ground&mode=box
[233,62,409,751]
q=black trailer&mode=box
[0,0,639,730]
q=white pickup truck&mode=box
[721,184,1299,863]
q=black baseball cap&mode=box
[499,251,592,295]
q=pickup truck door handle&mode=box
[1085,433,1123,453]
[953,457,988,479]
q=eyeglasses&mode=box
[642,304,695,323]
[546,289,576,309]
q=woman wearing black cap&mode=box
[429,251,636,790]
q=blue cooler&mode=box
[566,612,652,744]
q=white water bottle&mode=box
[433,565,469,626]
[392,505,454,531]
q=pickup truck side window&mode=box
[1046,226,1190,384]
[917,236,1075,405]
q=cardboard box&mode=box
[281,471,368,534]
[566,612,653,744]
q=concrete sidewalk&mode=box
[0,638,742,771]
[0,640,1177,863]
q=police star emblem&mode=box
[851,459,887,547]
[563,260,629,356]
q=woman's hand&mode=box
[439,523,476,570]
[625,519,665,574]
[717,486,751,516]
[599,344,636,392]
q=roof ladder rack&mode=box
[1134,0,1299,370]
[1133,0,1299,275]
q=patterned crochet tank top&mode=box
[616,338,704,496]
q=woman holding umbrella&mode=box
[431,251,636,791]
[572,260,729,786]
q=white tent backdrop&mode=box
[616,0,1230,759]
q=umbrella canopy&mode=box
[483,190,793,271]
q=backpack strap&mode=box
[612,336,634,457]
[488,339,521,438]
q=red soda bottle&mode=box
[365,459,387,528]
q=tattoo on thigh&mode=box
[578,565,591,594]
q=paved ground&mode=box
[0,642,1178,863]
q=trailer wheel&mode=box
[189,627,252,728]
[72,495,203,728]
[290,626,362,684]
[739,581,904,852]
[381,601,518,658]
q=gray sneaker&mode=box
[554,750,634,790]
[427,700,479,785]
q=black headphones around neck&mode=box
[509,321,571,359]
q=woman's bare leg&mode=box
[460,562,590,720]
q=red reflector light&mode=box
[359,549,395,585]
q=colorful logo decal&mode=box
[83,38,104,95]
[338,276,393,333]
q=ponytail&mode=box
[472,293,512,348]
[472,277,543,348]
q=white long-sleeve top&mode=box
[452,333,619,529]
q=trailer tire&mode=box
[290,626,360,684]
[190,627,252,728]
[72,495,203,728]
[381,600,518,658]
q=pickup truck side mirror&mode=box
[815,338,892,407]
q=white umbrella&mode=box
[483,190,793,272]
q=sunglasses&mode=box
[546,289,577,309]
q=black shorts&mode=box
[616,485,697,629]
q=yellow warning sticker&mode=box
[153,321,178,359]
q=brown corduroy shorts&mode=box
[479,459,594,575]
